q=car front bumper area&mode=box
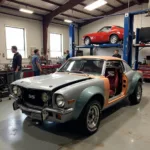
[13,100,74,123]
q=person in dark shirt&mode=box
[66,50,70,60]
[112,50,121,58]
[11,46,22,80]
[32,49,42,76]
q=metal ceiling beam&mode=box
[42,0,97,17]
[133,0,141,4]
[0,5,65,22]
[106,3,115,9]
[60,14,80,20]
[6,0,81,20]
[7,0,52,12]
[0,11,41,21]
[79,1,136,27]
[72,8,97,17]
[0,0,6,5]
[42,0,61,6]
[0,5,43,16]
[45,0,86,25]
[116,0,125,5]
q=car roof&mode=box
[72,56,122,61]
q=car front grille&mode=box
[21,88,52,107]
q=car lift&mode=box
[69,9,150,69]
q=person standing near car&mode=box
[11,46,22,80]
[66,50,70,60]
[32,49,42,76]
[112,50,121,58]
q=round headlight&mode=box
[17,87,22,96]
[12,86,22,96]
[42,93,49,103]
[13,86,18,95]
[56,95,65,108]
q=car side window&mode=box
[99,27,111,32]
[105,60,124,73]
[123,61,132,72]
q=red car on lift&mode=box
[83,25,124,45]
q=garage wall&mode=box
[79,3,150,62]
[0,13,77,65]
[0,14,43,65]
[47,24,78,59]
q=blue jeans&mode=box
[14,71,21,81]
[33,70,40,76]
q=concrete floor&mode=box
[0,83,150,150]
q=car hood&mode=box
[12,73,91,91]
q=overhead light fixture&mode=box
[64,19,73,23]
[84,0,107,11]
[19,8,34,14]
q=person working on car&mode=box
[112,50,121,58]
[32,49,42,76]
[11,46,22,80]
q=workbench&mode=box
[139,65,150,80]
[0,70,14,99]
[24,64,61,77]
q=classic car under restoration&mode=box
[11,56,143,135]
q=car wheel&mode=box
[129,82,142,105]
[110,35,119,44]
[84,37,91,45]
[78,100,102,135]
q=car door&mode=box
[123,61,135,95]
[103,60,128,107]
[96,27,111,43]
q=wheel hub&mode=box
[87,105,100,131]
[111,36,117,44]
[137,85,142,101]
[85,38,90,45]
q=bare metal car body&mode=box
[11,56,143,134]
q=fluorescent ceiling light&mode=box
[19,8,34,14]
[84,0,107,11]
[64,19,73,23]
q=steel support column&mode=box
[43,17,48,55]
[135,28,140,70]
[69,24,75,57]
[90,48,93,55]
[123,13,134,67]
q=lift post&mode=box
[135,28,140,70]
[123,9,149,67]
[69,24,75,57]
[123,13,134,67]
[69,9,149,68]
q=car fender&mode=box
[72,86,104,120]
[129,72,142,95]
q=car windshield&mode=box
[58,59,104,76]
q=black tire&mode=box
[78,100,102,135]
[84,37,91,45]
[109,34,119,44]
[129,82,142,105]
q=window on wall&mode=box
[50,33,62,57]
[5,26,26,59]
